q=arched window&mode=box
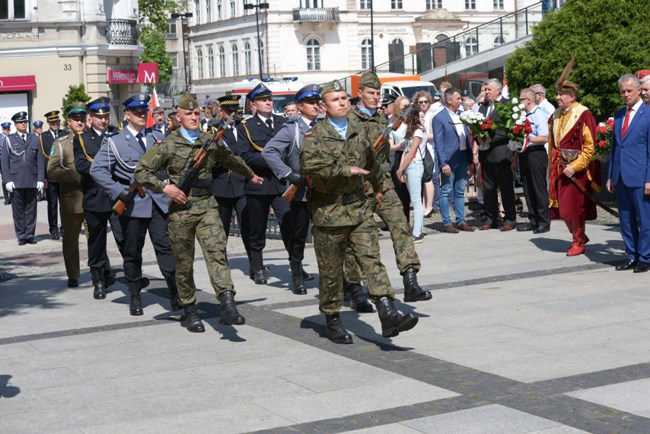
[232,43,240,76]
[493,36,505,47]
[244,42,252,76]
[435,34,448,43]
[196,47,204,79]
[306,39,320,71]
[361,38,372,70]
[218,45,226,77]
[465,36,478,56]
[208,46,215,77]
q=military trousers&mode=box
[11,188,37,241]
[61,212,84,279]
[167,206,233,306]
[313,216,394,315]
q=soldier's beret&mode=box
[217,94,241,110]
[123,93,151,111]
[359,71,381,89]
[33,120,43,128]
[11,111,28,123]
[178,93,199,110]
[44,110,61,122]
[636,70,650,83]
[381,94,396,107]
[87,97,111,114]
[321,80,345,96]
[1,122,10,129]
[555,80,580,97]
[152,106,165,115]
[65,102,88,117]
[248,83,272,101]
[295,84,321,103]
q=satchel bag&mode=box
[419,146,434,183]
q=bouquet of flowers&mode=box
[458,110,495,150]
[593,117,613,160]
[494,98,533,152]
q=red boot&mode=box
[566,223,586,256]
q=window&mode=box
[208,46,215,77]
[232,43,240,76]
[306,39,320,71]
[194,0,201,22]
[361,39,372,70]
[0,0,26,19]
[259,39,265,73]
[166,21,177,39]
[206,0,211,21]
[493,0,504,10]
[218,45,226,77]
[493,36,505,47]
[360,0,370,10]
[217,0,222,19]
[465,0,476,10]
[197,47,204,79]
[230,0,236,17]
[391,0,402,9]
[170,53,178,69]
[244,42,252,76]
[426,0,443,9]
[301,0,321,7]
[465,36,478,56]
[435,34,448,43]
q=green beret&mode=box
[321,80,345,96]
[178,93,199,110]
[359,72,381,89]
[65,102,87,117]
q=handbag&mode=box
[419,145,434,183]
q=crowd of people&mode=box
[1,66,649,343]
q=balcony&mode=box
[292,7,339,23]
[105,19,139,45]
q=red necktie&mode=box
[622,107,632,138]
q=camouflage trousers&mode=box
[313,216,394,314]
[168,207,234,306]
[343,187,420,284]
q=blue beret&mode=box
[1,122,11,129]
[123,93,151,111]
[295,84,321,103]
[248,83,272,101]
[87,97,111,114]
[33,120,43,127]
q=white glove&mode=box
[36,182,44,194]
[5,182,14,193]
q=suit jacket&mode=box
[149,124,171,139]
[90,129,169,218]
[234,113,286,195]
[47,134,83,214]
[211,119,247,198]
[608,102,650,187]
[479,96,513,163]
[1,132,45,188]
[262,117,310,202]
[73,129,115,212]
[432,108,472,170]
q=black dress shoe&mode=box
[517,223,536,232]
[533,225,550,234]
[18,239,26,246]
[615,259,638,271]
[26,238,37,244]
[634,261,650,273]
[67,278,79,288]
[51,231,60,240]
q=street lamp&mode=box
[171,12,193,92]
[243,1,269,80]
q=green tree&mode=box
[61,84,91,129]
[138,0,183,85]
[506,0,650,117]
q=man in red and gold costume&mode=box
[548,80,599,256]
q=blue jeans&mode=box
[405,161,424,237]
[440,159,468,226]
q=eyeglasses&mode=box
[534,92,544,95]
[417,100,430,104]
[519,97,529,101]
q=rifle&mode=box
[282,175,311,202]
[113,178,146,216]
[372,103,415,154]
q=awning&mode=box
[0,76,36,92]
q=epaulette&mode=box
[241,119,248,124]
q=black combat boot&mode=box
[127,280,143,316]
[375,296,418,338]
[325,313,353,344]
[289,262,306,295]
[402,267,432,302]
[348,283,374,313]
[165,276,182,311]
[183,303,205,333]
[250,251,267,284]
[301,264,314,281]
[218,291,245,325]
[91,268,106,300]
[102,267,116,288]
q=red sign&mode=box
[0,76,36,92]
[137,63,159,84]
[108,69,137,84]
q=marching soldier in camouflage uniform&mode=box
[134,94,264,333]
[300,81,419,344]
[348,72,431,303]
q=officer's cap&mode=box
[296,84,321,103]
[321,80,345,97]
[65,102,88,117]
[217,95,241,110]
[178,93,199,110]
[461,89,470,97]
[123,93,151,111]
[359,72,381,89]
[1,122,10,129]
[33,120,43,128]
[248,83,272,101]
[87,97,111,114]
[44,110,61,122]
[381,94,396,107]
[11,112,28,123]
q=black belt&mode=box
[314,190,366,205]
[189,187,212,197]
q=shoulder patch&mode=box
[50,146,56,156]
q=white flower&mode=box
[515,119,523,126]
[518,104,525,110]
[511,97,518,104]
[513,106,520,112]
[512,113,519,120]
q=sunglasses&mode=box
[417,100,430,104]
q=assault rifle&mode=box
[372,103,415,154]
[282,175,311,203]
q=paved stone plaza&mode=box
[1,199,650,433]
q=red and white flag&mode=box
[146,87,159,129]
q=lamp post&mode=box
[171,12,193,92]
[243,1,269,80]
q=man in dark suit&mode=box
[234,83,290,284]
[73,97,124,299]
[478,78,517,231]
[150,106,170,138]
[608,73,650,273]
[41,110,69,239]
[1,112,45,244]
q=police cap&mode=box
[1,122,10,129]
[33,120,43,128]
[217,95,241,110]
[87,97,111,114]
[359,71,381,89]
[123,93,151,111]
[11,111,28,123]
[296,84,321,103]
[381,94,396,107]
[248,83,272,101]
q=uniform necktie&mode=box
[265,118,273,131]
[309,120,317,128]
[136,132,146,152]
[21,134,26,142]
[622,106,633,138]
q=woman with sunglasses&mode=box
[414,91,436,218]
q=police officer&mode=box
[47,103,87,287]
[73,97,124,299]
[300,81,419,343]
[1,112,45,244]
[90,94,179,316]
[0,121,11,204]
[134,93,264,333]
[33,120,44,136]
[262,84,320,295]
[234,83,290,284]
[41,110,69,240]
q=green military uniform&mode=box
[134,96,255,309]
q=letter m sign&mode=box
[138,63,159,84]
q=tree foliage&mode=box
[138,0,183,85]
[61,84,91,129]
[506,0,650,117]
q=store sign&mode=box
[137,62,159,84]
[108,69,137,84]
[0,76,36,92]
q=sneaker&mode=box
[412,234,424,244]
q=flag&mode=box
[146,87,159,129]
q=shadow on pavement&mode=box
[0,276,71,318]
[0,375,20,399]
[529,236,624,265]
